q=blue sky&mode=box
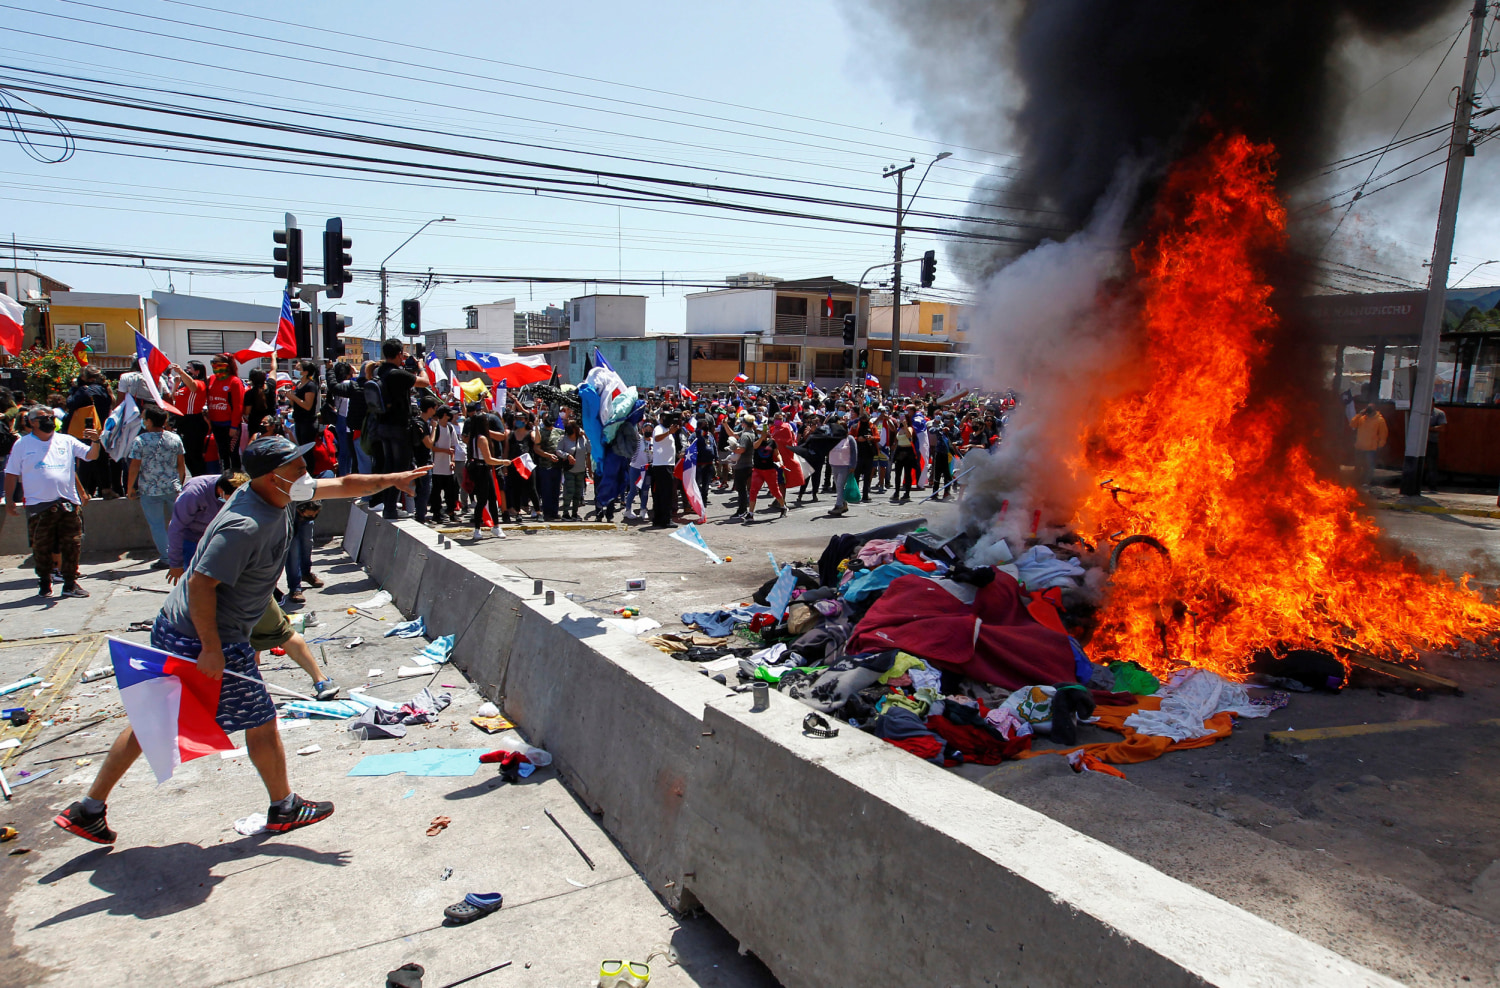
[4,0,1499,336]
[1,0,975,334]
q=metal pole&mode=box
[309,291,321,363]
[379,266,388,342]
[1400,0,1488,496]
[890,167,905,399]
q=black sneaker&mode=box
[60,582,90,598]
[55,801,116,844]
[37,579,51,598]
[265,794,335,833]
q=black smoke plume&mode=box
[863,0,1466,264]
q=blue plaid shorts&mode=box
[151,615,276,733]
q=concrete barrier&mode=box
[347,506,1398,988]
[0,494,349,555]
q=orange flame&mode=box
[1075,134,1500,677]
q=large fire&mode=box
[1073,134,1500,677]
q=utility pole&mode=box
[1401,0,1489,496]
[883,161,912,399]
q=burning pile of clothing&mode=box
[682,518,1288,775]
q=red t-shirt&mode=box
[173,378,207,415]
[206,374,245,424]
[310,427,338,476]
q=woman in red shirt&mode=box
[172,361,211,476]
[205,353,246,473]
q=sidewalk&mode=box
[1367,482,1500,519]
[0,543,777,988]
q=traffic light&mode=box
[842,312,856,347]
[293,309,312,358]
[272,225,302,285]
[323,217,352,299]
[322,311,346,359]
[841,348,853,369]
[919,249,937,288]
[858,348,869,369]
[401,298,421,336]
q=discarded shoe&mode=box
[443,891,503,924]
[386,962,425,988]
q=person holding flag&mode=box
[55,435,431,845]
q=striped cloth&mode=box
[151,615,275,732]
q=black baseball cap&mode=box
[242,435,313,479]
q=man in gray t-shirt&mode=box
[159,482,291,645]
[55,435,430,847]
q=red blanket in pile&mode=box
[846,573,1075,689]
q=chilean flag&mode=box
[824,291,835,319]
[232,338,276,365]
[679,383,698,403]
[109,637,234,783]
[804,381,815,398]
[675,434,706,522]
[864,373,880,388]
[425,351,448,386]
[135,330,171,379]
[510,452,534,479]
[0,292,23,355]
[733,373,748,385]
[454,351,552,386]
[134,331,182,415]
[274,290,298,357]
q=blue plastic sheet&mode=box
[347,748,489,777]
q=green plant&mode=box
[13,345,84,403]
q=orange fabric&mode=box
[1023,587,1066,634]
[1019,695,1235,765]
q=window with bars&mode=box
[187,329,273,355]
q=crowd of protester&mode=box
[0,338,1016,577]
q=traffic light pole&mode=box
[298,284,328,363]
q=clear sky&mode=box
[3,0,1498,336]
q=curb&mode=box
[1376,502,1500,520]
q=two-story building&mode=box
[424,299,519,359]
[683,276,867,388]
[563,294,684,390]
[48,292,151,371]
[867,300,987,394]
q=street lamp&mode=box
[882,152,950,397]
[380,217,455,341]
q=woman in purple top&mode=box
[166,470,247,583]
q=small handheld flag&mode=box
[274,290,298,357]
[733,373,749,385]
[511,453,535,479]
[864,373,880,388]
[109,637,234,783]
[232,338,275,365]
[679,383,698,402]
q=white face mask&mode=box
[276,472,317,502]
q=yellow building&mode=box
[47,292,148,370]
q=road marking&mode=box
[1265,719,1447,744]
[0,634,105,766]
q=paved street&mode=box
[0,543,775,988]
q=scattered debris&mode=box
[426,815,451,836]
[545,808,596,871]
[233,813,267,836]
